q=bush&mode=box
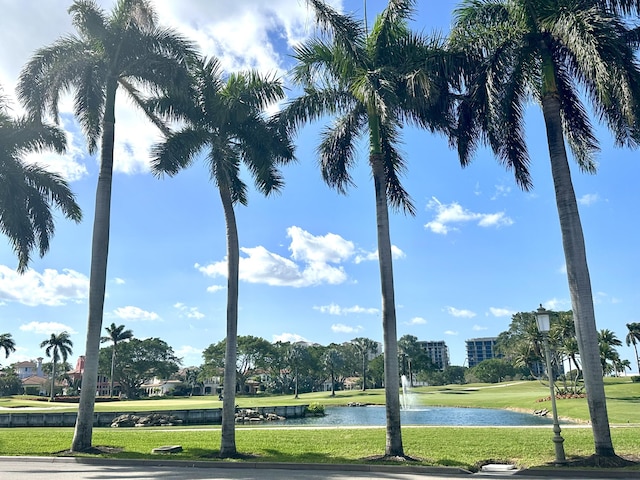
[631,376,640,383]
[305,402,325,416]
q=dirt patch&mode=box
[563,454,639,468]
[55,445,124,455]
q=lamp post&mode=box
[535,304,566,465]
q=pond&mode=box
[285,406,555,427]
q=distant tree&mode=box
[598,329,623,376]
[182,367,202,396]
[40,331,73,400]
[287,343,310,399]
[0,369,21,396]
[442,366,467,385]
[99,338,181,399]
[0,333,16,361]
[350,338,378,391]
[470,358,515,384]
[625,323,640,374]
[323,347,344,396]
[100,323,133,397]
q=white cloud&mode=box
[174,303,205,319]
[444,330,459,336]
[314,303,378,316]
[206,285,225,293]
[0,265,88,306]
[272,332,310,343]
[472,324,488,331]
[446,306,476,318]
[174,345,203,365]
[20,321,77,335]
[196,227,355,288]
[543,298,571,311]
[489,307,515,317]
[578,193,600,206]
[491,184,512,200]
[405,317,427,325]
[331,323,363,334]
[424,197,514,234]
[114,277,126,285]
[354,245,406,264]
[113,306,160,322]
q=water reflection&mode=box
[285,405,555,426]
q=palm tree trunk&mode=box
[220,185,238,458]
[331,371,335,396]
[71,81,117,452]
[370,151,403,457]
[361,354,367,391]
[541,93,615,457]
[109,346,116,398]
[50,359,57,401]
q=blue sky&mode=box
[0,0,638,372]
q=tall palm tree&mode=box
[599,329,623,376]
[100,323,133,397]
[280,0,458,457]
[0,333,16,360]
[17,0,194,452]
[0,89,82,272]
[40,331,73,401]
[150,56,293,458]
[625,322,640,373]
[450,0,640,458]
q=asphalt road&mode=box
[1,458,639,480]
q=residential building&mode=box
[466,337,500,367]
[13,358,44,379]
[416,340,450,371]
[67,356,110,396]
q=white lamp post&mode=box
[535,304,566,465]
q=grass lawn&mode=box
[0,377,637,471]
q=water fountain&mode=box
[400,375,416,410]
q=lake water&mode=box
[285,406,554,426]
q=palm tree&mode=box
[150,57,293,458]
[323,347,343,396]
[625,322,640,373]
[17,0,194,452]
[0,333,16,360]
[350,337,378,392]
[280,0,457,457]
[100,323,133,398]
[599,329,623,376]
[450,0,640,458]
[0,88,82,272]
[40,331,73,401]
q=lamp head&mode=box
[535,304,551,333]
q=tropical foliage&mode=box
[0,88,81,272]
[100,323,133,397]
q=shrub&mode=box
[631,376,640,383]
[305,402,325,416]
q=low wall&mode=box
[0,404,308,428]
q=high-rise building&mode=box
[466,337,499,367]
[417,340,450,371]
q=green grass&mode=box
[1,378,637,471]
[0,425,638,471]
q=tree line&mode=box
[2,0,640,461]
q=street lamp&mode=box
[535,304,566,465]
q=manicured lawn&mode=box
[0,378,637,471]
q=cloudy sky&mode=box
[1,0,638,372]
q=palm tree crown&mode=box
[281,0,459,458]
[450,0,640,458]
[17,0,195,452]
[625,322,640,373]
[40,331,73,401]
[0,333,16,359]
[0,89,82,272]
